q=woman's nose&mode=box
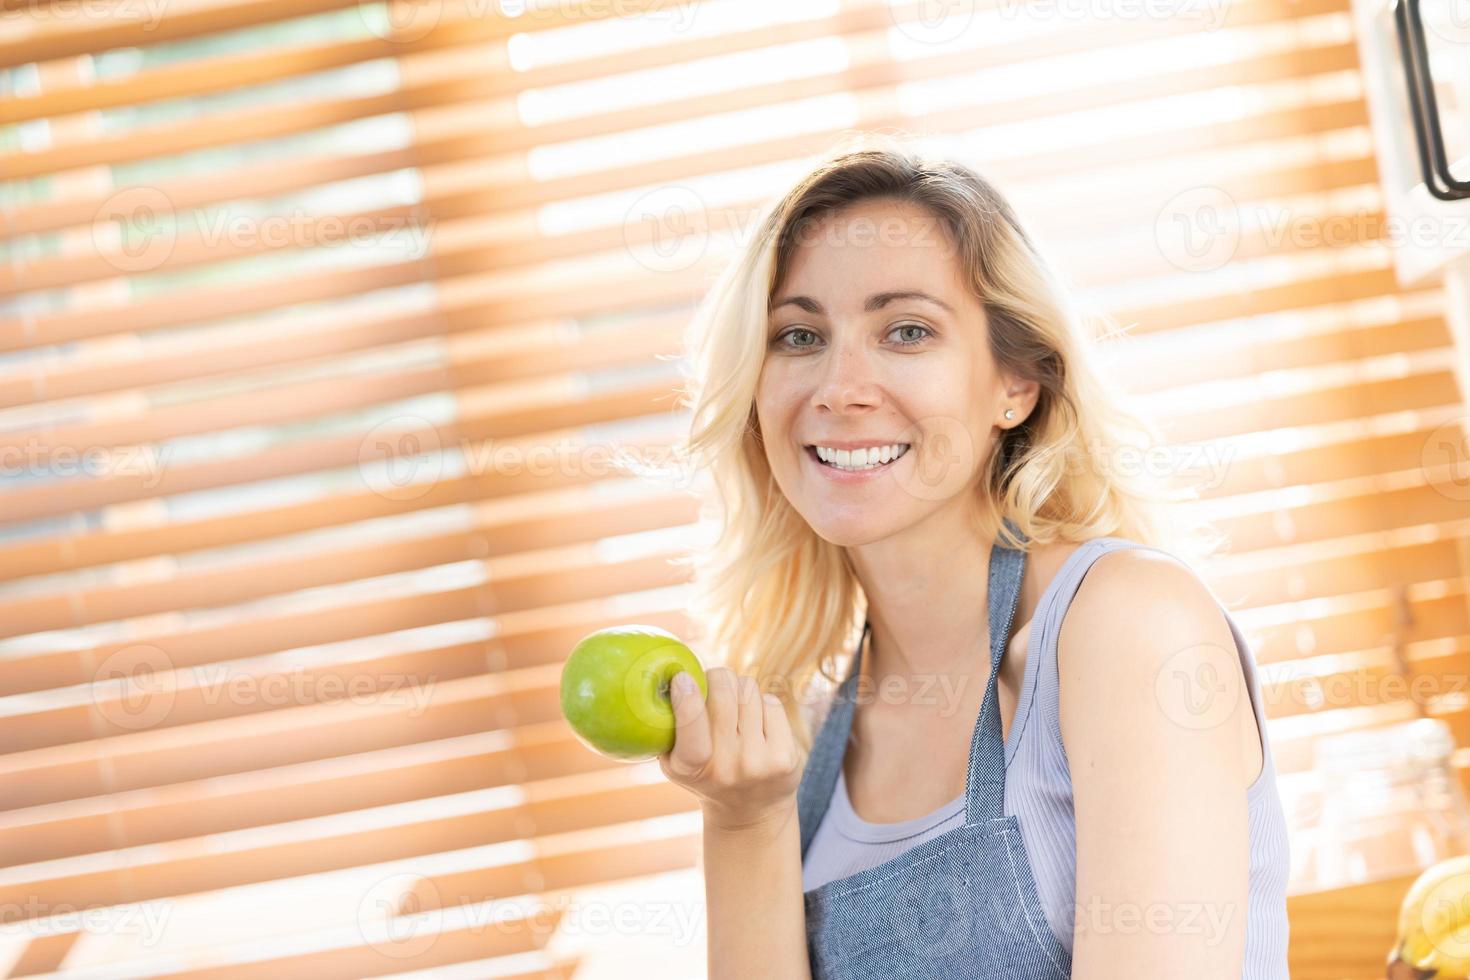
[810,344,881,414]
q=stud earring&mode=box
[1004,408,1016,420]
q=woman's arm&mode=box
[660,669,812,980]
[701,803,812,980]
[1058,550,1258,978]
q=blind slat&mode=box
[3,22,1358,185]
[5,0,1467,969]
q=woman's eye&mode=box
[772,324,929,350]
[891,323,932,346]
[776,328,820,349]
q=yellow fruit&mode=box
[1389,856,1470,978]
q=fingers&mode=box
[665,670,711,778]
[735,674,764,740]
[704,666,739,741]
[761,688,792,749]
[657,666,805,824]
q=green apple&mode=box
[559,624,709,761]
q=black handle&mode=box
[1392,0,1470,201]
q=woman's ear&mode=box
[1000,376,1041,426]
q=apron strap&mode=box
[796,517,1029,855]
[797,620,868,859]
[967,520,1028,823]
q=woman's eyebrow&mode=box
[769,290,955,315]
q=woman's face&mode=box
[755,197,1020,547]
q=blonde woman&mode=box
[656,133,1290,979]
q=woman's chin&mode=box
[806,514,904,548]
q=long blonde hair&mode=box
[671,131,1221,753]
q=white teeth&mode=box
[809,443,910,472]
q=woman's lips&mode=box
[803,445,910,483]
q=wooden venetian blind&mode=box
[1,0,1467,977]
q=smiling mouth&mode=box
[805,444,911,473]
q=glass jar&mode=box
[1311,718,1470,889]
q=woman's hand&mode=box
[658,666,803,834]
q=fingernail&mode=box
[673,672,696,694]
[763,693,780,705]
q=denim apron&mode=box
[797,527,1073,979]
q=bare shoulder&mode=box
[1064,546,1224,641]
[1057,544,1255,784]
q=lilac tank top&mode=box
[800,536,1291,977]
